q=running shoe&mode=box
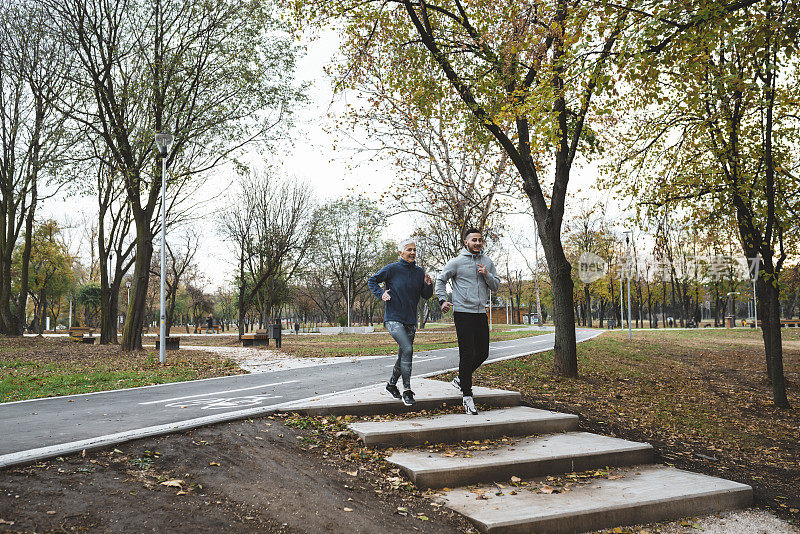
[385,383,401,399]
[451,376,461,391]
[462,395,478,415]
[402,390,416,406]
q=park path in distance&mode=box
[0,329,600,468]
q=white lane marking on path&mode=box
[165,394,283,410]
[138,380,298,405]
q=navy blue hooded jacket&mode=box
[368,259,433,325]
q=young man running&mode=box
[436,228,500,415]
[368,239,433,406]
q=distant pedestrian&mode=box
[436,228,500,415]
[368,238,433,407]
[294,321,300,335]
[205,313,214,334]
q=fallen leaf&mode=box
[0,519,14,526]
[346,471,358,477]
[209,461,220,466]
[176,490,188,496]
[418,515,429,521]
[510,476,522,483]
[160,479,184,488]
[343,508,353,512]
[540,485,555,494]
[46,511,56,515]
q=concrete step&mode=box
[438,464,752,534]
[349,407,578,447]
[283,378,520,417]
[387,432,653,489]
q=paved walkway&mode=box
[0,330,601,468]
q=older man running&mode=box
[368,238,433,406]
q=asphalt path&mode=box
[0,329,600,467]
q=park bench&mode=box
[68,326,95,343]
[202,324,222,334]
[240,325,282,348]
[241,332,270,347]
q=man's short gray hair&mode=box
[397,238,416,252]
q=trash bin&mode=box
[155,337,180,350]
[726,315,734,328]
[269,322,282,348]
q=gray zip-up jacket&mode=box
[435,249,500,313]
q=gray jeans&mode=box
[385,321,417,390]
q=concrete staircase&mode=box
[341,381,752,534]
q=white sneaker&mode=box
[462,395,478,415]
[451,377,460,391]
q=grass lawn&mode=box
[274,328,546,358]
[0,336,244,403]
[463,328,800,521]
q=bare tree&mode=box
[311,198,386,325]
[220,171,316,338]
[350,83,514,267]
[149,228,198,336]
[0,1,73,334]
[45,0,302,350]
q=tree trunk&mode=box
[599,299,605,327]
[760,279,789,407]
[540,227,577,376]
[584,284,592,327]
[121,217,154,351]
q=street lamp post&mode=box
[346,274,351,332]
[154,132,174,364]
[619,274,624,330]
[623,230,633,339]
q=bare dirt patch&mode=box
[0,415,471,534]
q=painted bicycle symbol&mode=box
[165,394,281,410]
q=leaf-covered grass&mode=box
[276,329,546,358]
[0,336,244,403]
[457,329,800,518]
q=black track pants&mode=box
[453,311,490,396]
